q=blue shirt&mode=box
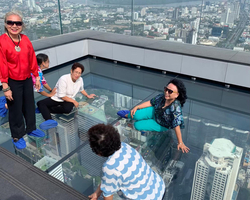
[150,93,185,129]
[101,142,165,200]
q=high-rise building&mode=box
[141,8,147,17]
[78,103,107,142]
[234,1,240,19]
[55,111,80,157]
[222,25,229,38]
[34,156,64,182]
[190,18,200,45]
[117,8,124,13]
[211,26,223,37]
[133,12,139,20]
[114,93,132,109]
[172,8,180,20]
[26,0,31,7]
[190,138,243,200]
[30,0,35,8]
[220,7,236,28]
[191,7,198,15]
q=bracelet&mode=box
[36,77,40,81]
[2,86,10,92]
[178,142,183,145]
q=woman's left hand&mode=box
[35,80,41,90]
[178,143,190,153]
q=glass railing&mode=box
[2,0,249,52]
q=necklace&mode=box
[7,31,21,52]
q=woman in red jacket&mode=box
[0,11,44,149]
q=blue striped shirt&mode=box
[101,142,165,199]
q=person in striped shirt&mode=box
[88,124,165,200]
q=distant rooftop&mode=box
[209,138,236,158]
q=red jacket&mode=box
[0,33,39,83]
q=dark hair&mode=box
[167,79,187,107]
[36,53,48,66]
[71,63,84,74]
[88,124,121,157]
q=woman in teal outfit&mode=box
[118,79,189,153]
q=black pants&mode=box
[37,98,74,120]
[7,78,36,139]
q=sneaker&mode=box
[35,107,41,114]
[39,119,58,130]
[28,129,45,137]
[12,138,26,149]
[117,110,130,118]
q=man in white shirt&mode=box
[37,63,96,130]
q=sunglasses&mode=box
[6,21,23,26]
[164,87,178,94]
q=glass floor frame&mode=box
[0,58,249,200]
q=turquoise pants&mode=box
[128,107,168,132]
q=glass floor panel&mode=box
[0,58,249,200]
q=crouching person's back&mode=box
[88,124,165,200]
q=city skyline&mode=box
[1,0,250,51]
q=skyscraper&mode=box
[220,7,236,28]
[141,8,147,17]
[55,111,80,157]
[190,18,200,45]
[114,93,132,109]
[190,138,243,200]
[172,8,180,20]
[133,12,139,20]
[34,156,64,182]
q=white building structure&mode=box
[141,8,147,17]
[190,138,243,200]
[191,18,200,45]
[35,156,64,182]
[133,12,139,20]
[114,93,132,109]
[117,8,124,13]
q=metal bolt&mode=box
[191,77,196,81]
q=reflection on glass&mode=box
[0,60,249,199]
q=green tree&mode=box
[79,166,88,177]
[71,166,78,172]
[62,162,71,169]
[69,156,80,166]
[94,176,102,185]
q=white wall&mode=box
[88,40,250,88]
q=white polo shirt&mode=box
[51,74,84,102]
